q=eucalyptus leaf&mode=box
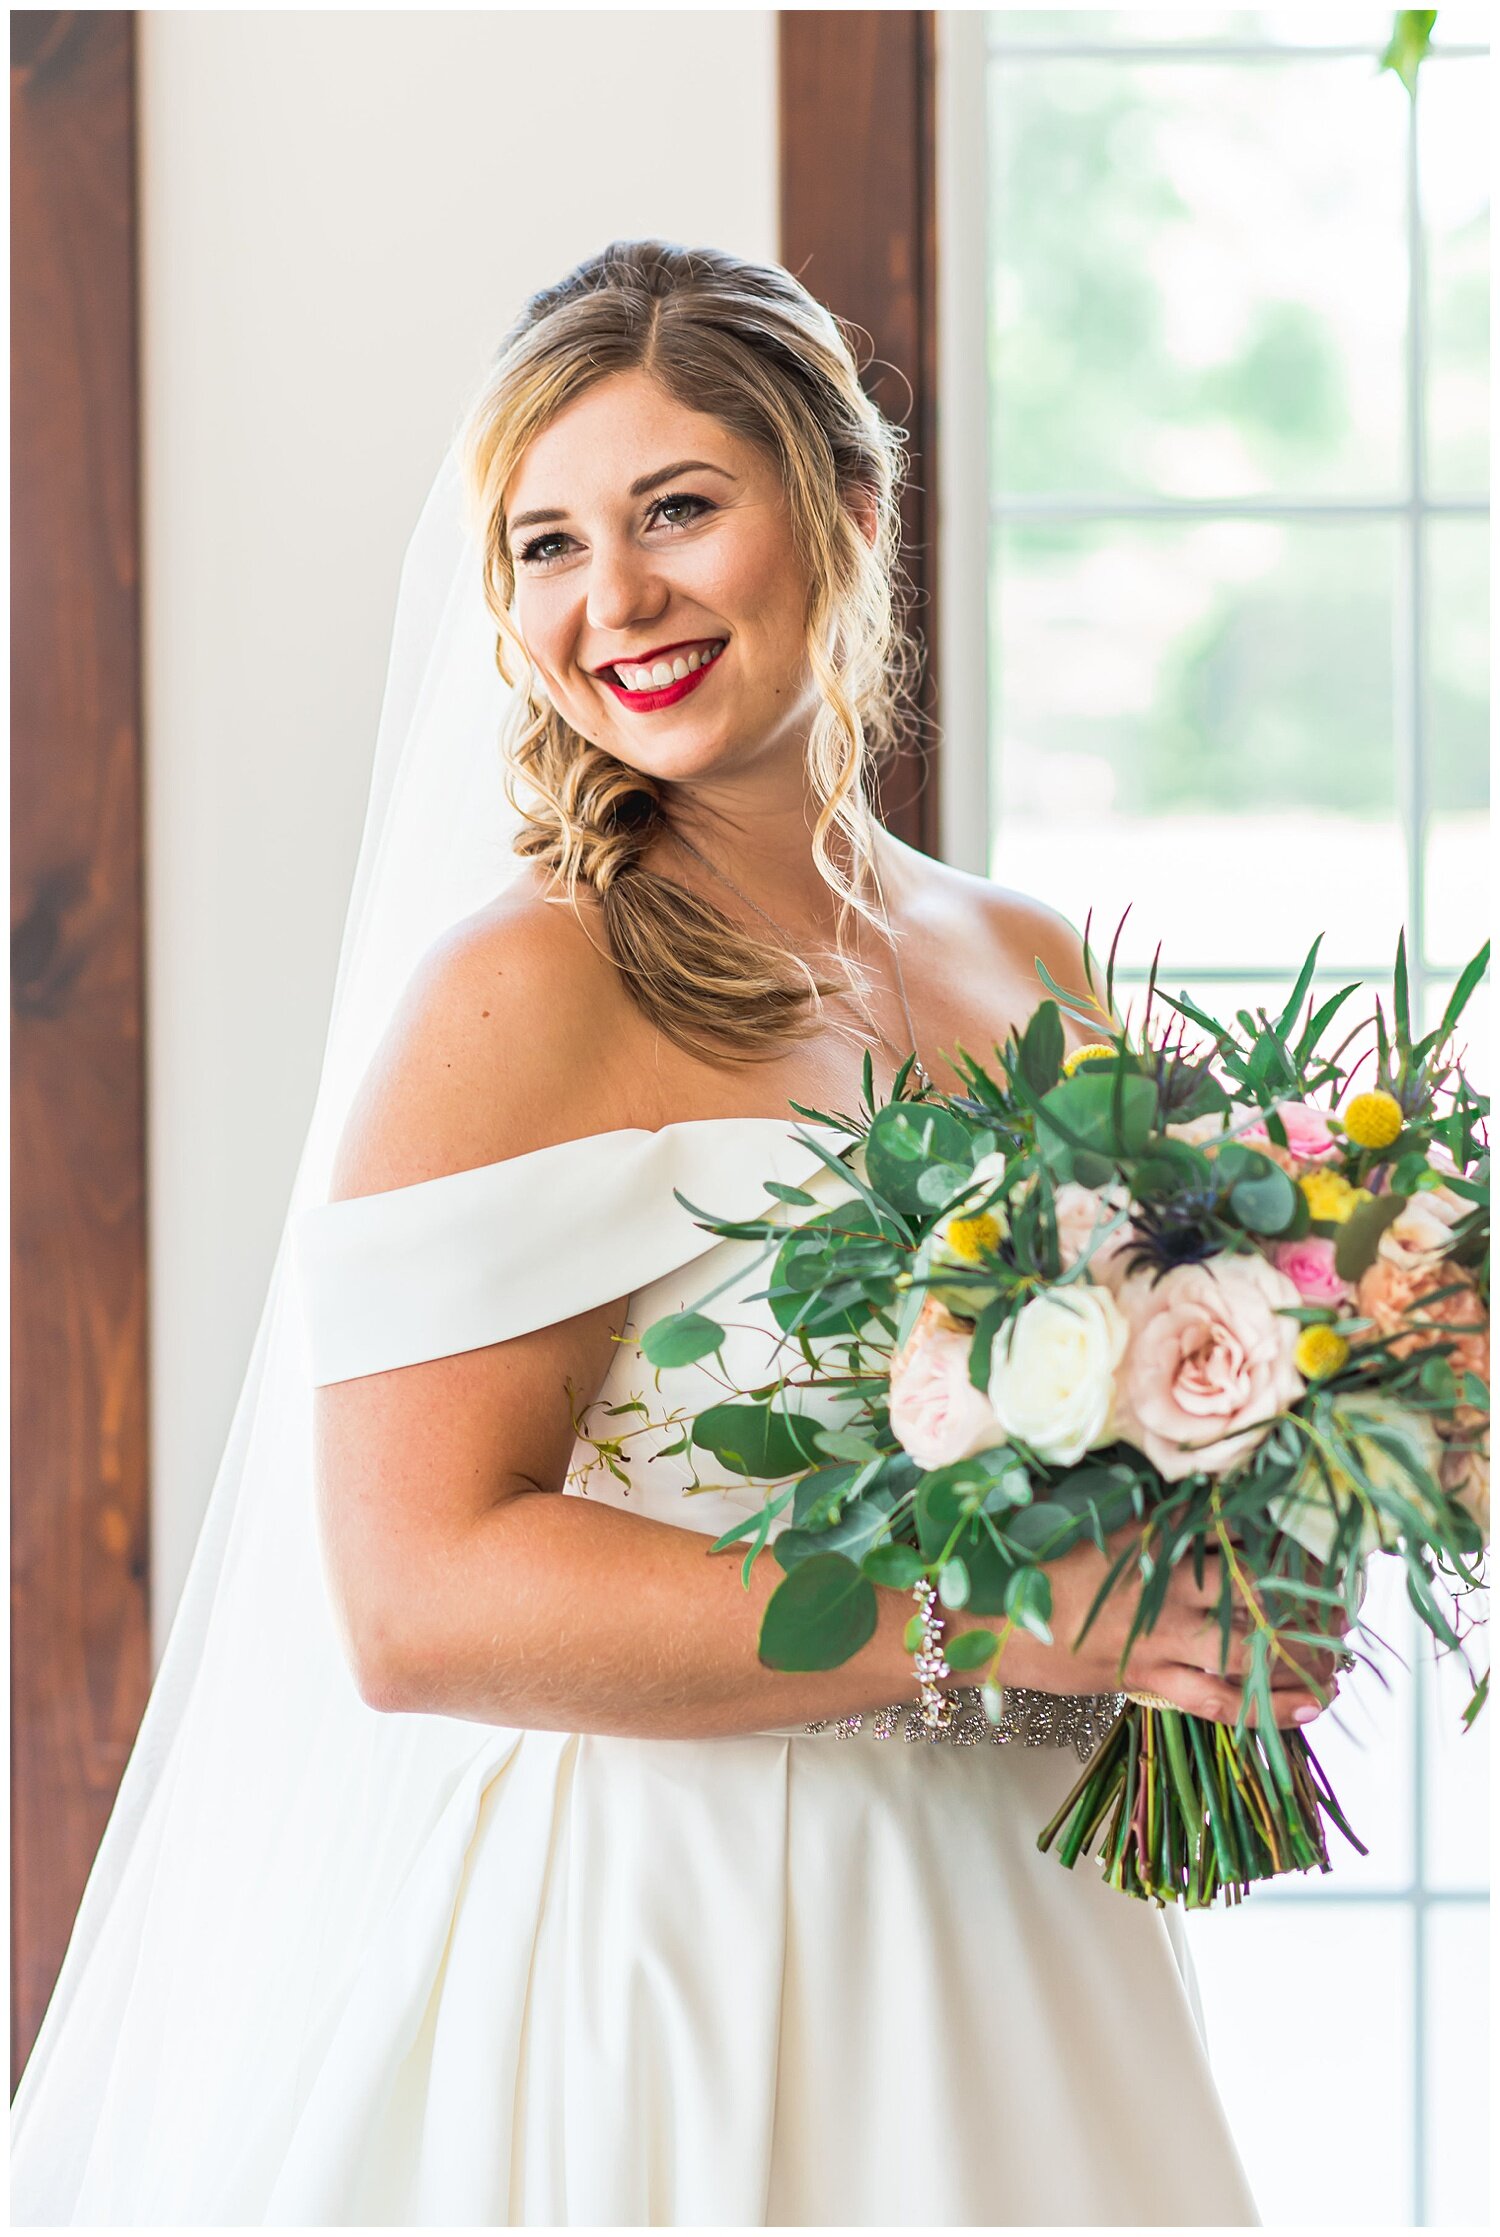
[1004,1565,1054,1643]
[792,1462,859,1526]
[917,1161,974,1210]
[864,1103,975,1214]
[814,1427,888,1466]
[938,1556,971,1610]
[1228,1157,1298,1236]
[945,1626,999,1671]
[1333,1191,1409,1281]
[1037,1070,1156,1165]
[861,1541,926,1589]
[774,1494,895,1573]
[758,1554,879,1671]
[638,1310,725,1369]
[1003,1500,1077,1555]
[693,1403,826,1478]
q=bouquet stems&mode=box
[1035,1700,1367,1908]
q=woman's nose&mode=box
[584,537,669,633]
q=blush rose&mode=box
[888,1294,1005,1471]
[1112,1252,1306,1481]
[1051,1180,1134,1286]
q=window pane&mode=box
[1423,520,1489,973]
[989,58,1407,495]
[1428,5,1493,51]
[1424,1905,1492,2227]
[1424,975,1491,1093]
[1421,57,1490,491]
[1421,1619,1490,1896]
[988,11,1396,47]
[991,518,1402,969]
[1186,1902,1414,2225]
[1255,1551,1419,1897]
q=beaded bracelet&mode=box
[911,1578,956,1733]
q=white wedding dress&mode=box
[11,418,1257,2223]
[253,1110,1255,2227]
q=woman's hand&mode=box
[952,1521,1348,1728]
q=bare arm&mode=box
[316,894,1336,1738]
[314,898,958,1737]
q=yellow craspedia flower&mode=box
[1342,1089,1403,1151]
[943,1212,1003,1264]
[1063,1041,1117,1076]
[1295,1325,1350,1379]
[1299,1171,1368,1224]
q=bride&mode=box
[12,238,1338,2225]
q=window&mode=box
[967,10,1490,2224]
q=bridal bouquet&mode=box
[638,927,1490,1909]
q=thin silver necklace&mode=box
[669,827,932,1094]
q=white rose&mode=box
[987,1284,1129,1467]
[1163,1111,1234,1149]
[1377,1196,1461,1274]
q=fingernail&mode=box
[1292,1704,1320,1723]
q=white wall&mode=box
[139,9,778,1655]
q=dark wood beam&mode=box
[779,8,941,855]
[10,9,150,2091]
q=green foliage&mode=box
[638,1311,725,1369]
[629,927,1489,1907]
[758,1555,878,1671]
[1379,10,1438,97]
[863,1103,976,1215]
[691,1404,826,1480]
[1334,1190,1410,1280]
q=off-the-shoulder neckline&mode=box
[316,1111,857,1212]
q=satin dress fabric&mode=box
[24,1117,1262,2226]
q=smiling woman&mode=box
[460,244,928,1069]
[10,236,1265,2228]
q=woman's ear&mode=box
[847,483,880,549]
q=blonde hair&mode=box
[461,238,925,1065]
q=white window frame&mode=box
[937,14,1490,2224]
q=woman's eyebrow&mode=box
[509,460,736,532]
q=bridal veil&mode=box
[10,428,541,2207]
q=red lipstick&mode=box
[600,643,726,711]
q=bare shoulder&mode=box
[327,863,640,1201]
[887,836,1112,1033]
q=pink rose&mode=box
[1113,1253,1306,1482]
[888,1295,1005,1470]
[1052,1180,1133,1284]
[1242,1101,1341,1172]
[1271,1236,1352,1307]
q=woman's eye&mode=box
[517,531,570,567]
[516,491,713,570]
[651,491,713,531]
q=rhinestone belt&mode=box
[803,1685,1126,1762]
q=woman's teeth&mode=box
[612,640,725,693]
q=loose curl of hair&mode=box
[461,238,926,1066]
